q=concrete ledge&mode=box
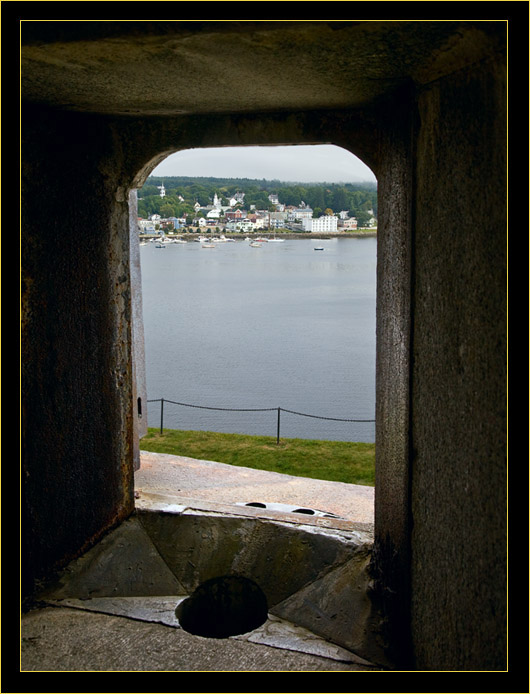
[136,490,374,536]
[136,450,375,527]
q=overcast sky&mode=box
[151,145,376,184]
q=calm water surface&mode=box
[140,236,376,442]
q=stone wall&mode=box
[22,106,136,597]
[410,55,507,670]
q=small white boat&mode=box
[267,238,285,243]
[155,243,166,248]
[202,242,215,248]
[249,242,262,247]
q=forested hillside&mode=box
[137,176,377,226]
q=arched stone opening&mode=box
[126,144,381,664]
[22,101,413,669]
[115,117,409,669]
[129,141,378,447]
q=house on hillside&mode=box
[287,203,313,221]
[229,192,245,206]
[245,213,266,229]
[224,208,246,220]
[225,218,255,232]
[338,217,358,230]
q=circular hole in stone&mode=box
[292,508,315,515]
[175,575,269,639]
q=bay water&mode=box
[140,236,376,442]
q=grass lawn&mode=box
[140,428,375,486]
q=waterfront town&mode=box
[138,184,377,236]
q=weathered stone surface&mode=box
[129,189,148,471]
[135,451,375,526]
[39,517,185,599]
[244,613,374,665]
[21,21,504,116]
[271,545,389,666]
[35,507,380,666]
[136,510,363,607]
[46,595,184,628]
[21,607,377,671]
[410,55,507,671]
[35,597,373,664]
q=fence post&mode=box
[277,407,281,444]
[160,398,164,435]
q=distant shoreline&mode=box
[140,230,377,241]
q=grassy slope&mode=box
[140,428,375,486]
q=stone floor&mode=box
[22,607,381,671]
[21,452,379,672]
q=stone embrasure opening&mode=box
[175,575,269,639]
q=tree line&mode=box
[137,176,377,226]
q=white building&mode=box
[229,192,245,206]
[339,217,358,230]
[302,215,338,233]
[269,211,287,227]
[225,218,255,232]
[252,213,268,229]
[138,218,156,233]
[287,205,313,221]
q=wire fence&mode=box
[147,397,375,443]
